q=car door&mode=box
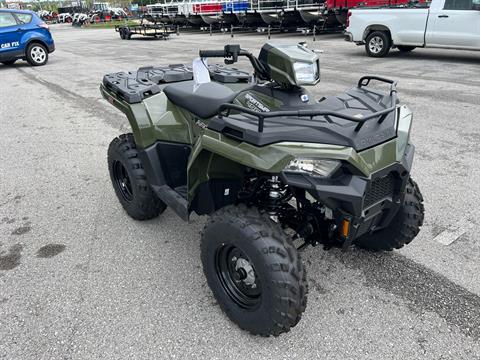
[0,12,22,59]
[426,0,480,49]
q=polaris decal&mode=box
[358,128,396,148]
[245,94,270,112]
[1,41,20,49]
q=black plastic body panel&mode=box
[281,144,415,239]
[139,141,191,189]
[139,141,191,220]
[209,86,397,152]
[190,179,242,215]
[209,64,250,83]
[138,140,241,218]
[102,64,250,104]
[102,64,193,103]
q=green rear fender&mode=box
[100,85,193,147]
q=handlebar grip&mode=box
[199,50,226,58]
[358,75,397,87]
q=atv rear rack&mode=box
[218,76,398,132]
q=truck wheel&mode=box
[397,45,416,52]
[119,28,126,39]
[201,204,308,336]
[26,43,48,66]
[355,177,424,251]
[365,31,391,58]
[1,60,16,65]
[107,133,167,220]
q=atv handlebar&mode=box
[198,50,229,58]
[199,45,269,80]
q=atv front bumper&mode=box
[281,143,415,240]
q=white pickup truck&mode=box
[345,0,480,57]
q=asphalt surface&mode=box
[1,24,479,359]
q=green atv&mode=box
[100,43,424,336]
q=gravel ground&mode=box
[0,24,479,359]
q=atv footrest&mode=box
[152,185,189,221]
[174,185,188,200]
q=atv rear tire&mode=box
[107,133,166,220]
[201,205,308,336]
[365,31,391,58]
[355,177,424,251]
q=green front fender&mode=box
[187,104,413,202]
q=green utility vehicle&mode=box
[100,43,424,336]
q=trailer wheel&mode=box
[365,31,391,58]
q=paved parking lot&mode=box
[1,24,480,359]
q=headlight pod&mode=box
[293,61,319,84]
[284,158,340,178]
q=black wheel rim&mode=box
[215,245,261,309]
[112,160,133,201]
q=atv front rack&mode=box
[218,76,398,132]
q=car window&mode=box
[443,0,475,9]
[0,13,17,28]
[15,13,32,24]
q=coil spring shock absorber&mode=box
[265,176,291,215]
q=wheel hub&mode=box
[369,36,383,54]
[112,160,133,201]
[31,46,46,64]
[215,246,261,309]
[233,257,256,287]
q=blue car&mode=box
[0,9,55,66]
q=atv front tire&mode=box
[201,205,308,336]
[107,134,166,220]
[355,177,424,251]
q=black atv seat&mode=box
[163,81,237,119]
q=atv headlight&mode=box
[293,62,319,84]
[284,158,340,178]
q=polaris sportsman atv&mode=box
[100,43,424,336]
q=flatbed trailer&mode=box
[115,23,177,40]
